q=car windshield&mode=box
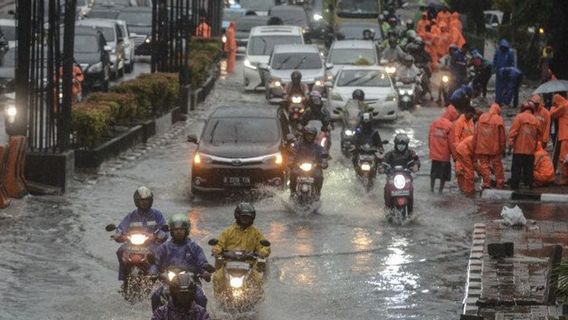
[270,9,307,25]
[0,26,15,41]
[118,12,152,26]
[329,48,376,65]
[0,49,15,67]
[248,35,302,55]
[236,18,266,32]
[75,35,100,53]
[271,52,321,70]
[337,0,379,14]
[223,9,244,21]
[88,10,119,19]
[94,26,115,42]
[207,118,279,143]
[240,0,274,12]
[338,25,380,39]
[337,69,390,87]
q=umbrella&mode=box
[533,80,568,94]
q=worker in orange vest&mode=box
[508,101,541,190]
[533,142,555,187]
[455,136,476,194]
[195,11,211,38]
[551,94,568,184]
[225,21,237,73]
[473,103,506,189]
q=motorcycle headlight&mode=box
[361,163,371,171]
[5,104,16,123]
[313,13,323,21]
[270,79,282,87]
[315,80,323,87]
[144,36,151,44]
[229,275,244,288]
[167,271,177,281]
[129,234,149,245]
[291,95,302,104]
[88,62,103,73]
[398,89,406,95]
[393,174,406,189]
[386,66,396,74]
[244,59,257,70]
[442,75,449,83]
[300,162,313,172]
[344,129,354,136]
[331,92,343,101]
[320,137,327,148]
[222,35,227,43]
[407,88,414,95]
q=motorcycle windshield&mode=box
[225,261,252,273]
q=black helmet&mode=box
[414,36,424,47]
[234,202,256,228]
[291,70,302,85]
[302,126,318,144]
[169,273,197,309]
[405,19,414,30]
[169,213,191,240]
[394,133,410,152]
[387,29,397,38]
[133,186,153,210]
[388,36,397,47]
[403,54,413,66]
[352,89,365,101]
[310,90,322,107]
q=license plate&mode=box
[127,245,149,253]
[224,177,251,186]
[391,190,410,196]
[297,176,314,183]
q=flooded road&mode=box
[1,58,566,320]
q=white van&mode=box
[243,25,304,91]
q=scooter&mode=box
[333,101,362,157]
[380,158,418,222]
[291,159,321,205]
[354,144,383,192]
[287,94,307,135]
[208,238,271,313]
[395,78,417,110]
[106,223,160,302]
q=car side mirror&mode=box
[366,107,374,112]
[260,239,271,247]
[105,224,117,232]
[104,45,111,52]
[187,134,198,143]
[208,238,219,246]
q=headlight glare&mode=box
[300,162,313,171]
[393,174,406,189]
[229,275,244,288]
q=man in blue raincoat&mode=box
[493,39,515,105]
[499,66,523,108]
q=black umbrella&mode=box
[533,79,568,94]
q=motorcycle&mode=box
[106,223,160,302]
[333,100,363,157]
[439,70,452,107]
[395,78,418,110]
[380,158,418,221]
[291,159,320,205]
[287,94,307,135]
[208,238,271,312]
[353,143,386,192]
[154,266,213,311]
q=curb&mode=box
[481,189,568,202]
[461,223,486,317]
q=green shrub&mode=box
[111,79,152,118]
[86,92,138,123]
[71,102,113,148]
[137,72,179,114]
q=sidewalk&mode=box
[462,220,568,319]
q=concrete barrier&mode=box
[481,189,568,202]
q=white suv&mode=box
[243,25,304,91]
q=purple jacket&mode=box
[151,303,211,320]
[149,238,209,275]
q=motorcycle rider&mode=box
[352,112,384,169]
[113,186,168,283]
[150,214,213,311]
[397,54,423,98]
[299,91,332,132]
[382,133,420,171]
[151,272,211,320]
[450,84,475,113]
[288,127,329,195]
[284,70,309,100]
[381,35,405,63]
[211,203,271,297]
[450,43,469,90]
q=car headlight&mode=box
[229,275,244,288]
[315,80,323,87]
[344,129,354,136]
[5,104,16,123]
[88,62,103,73]
[193,152,212,165]
[244,59,257,70]
[386,66,396,74]
[300,162,313,171]
[270,79,282,87]
[129,234,149,245]
[385,95,397,102]
[442,75,449,83]
[393,174,406,189]
[274,152,283,165]
[222,35,227,43]
[144,36,151,43]
[331,92,343,101]
[361,163,371,171]
[313,13,323,21]
[291,95,302,104]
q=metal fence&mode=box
[15,0,76,152]
[151,0,222,78]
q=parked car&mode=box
[244,25,304,91]
[188,105,291,193]
[117,7,152,56]
[74,26,112,92]
[326,40,379,76]
[235,15,269,50]
[0,19,15,48]
[260,44,333,103]
[328,66,398,121]
[268,5,311,40]
[77,18,126,78]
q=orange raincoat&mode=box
[225,21,237,73]
[530,94,550,145]
[436,10,451,27]
[416,13,430,35]
[436,23,452,62]
[429,105,459,162]
[550,94,568,180]
[508,109,541,155]
[449,25,465,48]
[453,114,474,147]
[449,12,462,31]
[456,136,475,193]
[196,20,211,38]
[473,103,506,188]
[533,142,555,186]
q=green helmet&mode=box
[169,214,191,236]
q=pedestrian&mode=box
[436,5,451,27]
[428,105,459,193]
[449,84,474,113]
[470,50,492,102]
[455,135,476,194]
[493,39,515,105]
[508,101,541,190]
[499,66,523,108]
[533,142,555,187]
[225,21,237,73]
[550,94,568,185]
[435,23,451,65]
[195,10,211,38]
[449,24,465,49]
[530,94,551,147]
[473,103,506,189]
